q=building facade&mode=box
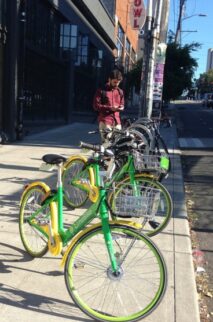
[1,0,138,141]
[115,0,138,72]
[206,48,213,72]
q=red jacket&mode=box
[93,84,124,125]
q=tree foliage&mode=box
[124,42,200,102]
[162,42,200,101]
[196,69,213,94]
[125,58,142,97]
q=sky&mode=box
[168,0,213,79]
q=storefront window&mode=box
[125,38,130,54]
[117,23,124,43]
[60,24,77,49]
[75,34,88,66]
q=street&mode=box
[175,101,213,321]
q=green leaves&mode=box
[197,70,213,94]
[162,42,199,100]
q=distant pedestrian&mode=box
[93,69,124,143]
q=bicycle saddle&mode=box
[42,154,67,165]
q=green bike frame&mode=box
[31,162,118,272]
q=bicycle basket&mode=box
[133,151,169,172]
[111,184,161,219]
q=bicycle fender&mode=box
[60,220,142,268]
[63,155,95,186]
[19,181,51,205]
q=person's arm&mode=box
[93,89,111,113]
[111,89,124,111]
[119,89,125,110]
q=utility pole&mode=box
[138,0,153,117]
[175,0,185,43]
[146,0,163,118]
[139,0,170,118]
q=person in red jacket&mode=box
[93,69,124,143]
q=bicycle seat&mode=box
[42,154,67,165]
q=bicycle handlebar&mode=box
[80,141,114,157]
[80,141,101,152]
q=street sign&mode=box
[129,0,146,30]
[153,43,167,102]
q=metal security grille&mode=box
[24,49,66,121]
[23,0,67,123]
[0,0,7,128]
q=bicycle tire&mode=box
[19,184,52,257]
[62,157,93,208]
[65,224,167,322]
[129,123,154,149]
[128,128,150,154]
[109,175,173,237]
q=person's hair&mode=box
[109,69,123,81]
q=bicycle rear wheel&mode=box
[19,184,51,257]
[62,158,92,208]
[65,224,167,322]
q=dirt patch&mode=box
[185,185,213,322]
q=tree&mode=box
[162,42,200,101]
[197,70,213,95]
[124,41,200,102]
[125,58,143,97]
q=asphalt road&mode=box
[174,101,213,320]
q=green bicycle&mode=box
[62,139,173,237]
[19,148,167,322]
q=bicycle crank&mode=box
[48,232,63,256]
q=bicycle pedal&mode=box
[149,220,160,229]
[38,219,50,226]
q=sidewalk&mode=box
[0,122,200,322]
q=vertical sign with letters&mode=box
[129,0,146,30]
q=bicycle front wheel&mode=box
[19,184,51,257]
[65,224,167,322]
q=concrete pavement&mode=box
[0,121,200,321]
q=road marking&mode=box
[179,138,188,147]
[192,138,204,147]
[179,138,206,148]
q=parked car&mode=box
[202,93,213,108]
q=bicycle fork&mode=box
[99,188,119,274]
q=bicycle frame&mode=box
[24,161,120,273]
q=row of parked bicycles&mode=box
[19,116,173,322]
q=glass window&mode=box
[117,23,124,43]
[116,39,123,63]
[124,54,130,73]
[60,24,78,50]
[125,38,131,54]
[75,34,88,65]
[64,24,70,36]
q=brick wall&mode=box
[115,0,138,52]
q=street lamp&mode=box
[175,12,207,43]
[180,13,207,44]
[182,13,207,21]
